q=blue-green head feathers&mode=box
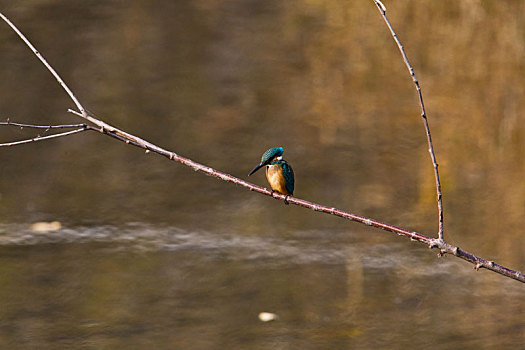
[248,147,285,176]
[260,147,283,163]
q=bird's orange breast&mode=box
[266,165,291,195]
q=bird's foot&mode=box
[284,195,290,205]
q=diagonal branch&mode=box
[0,11,523,283]
[372,0,444,242]
[66,112,524,283]
[0,13,85,116]
[0,12,116,132]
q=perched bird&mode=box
[248,147,294,203]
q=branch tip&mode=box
[375,0,387,13]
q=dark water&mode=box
[0,1,524,348]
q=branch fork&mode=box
[0,7,523,283]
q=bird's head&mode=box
[248,147,284,176]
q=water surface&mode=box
[0,1,524,348]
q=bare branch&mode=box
[0,12,118,132]
[0,12,85,116]
[372,0,445,242]
[0,127,91,147]
[1,10,523,283]
[69,110,524,283]
[1,121,88,129]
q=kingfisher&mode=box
[248,147,295,204]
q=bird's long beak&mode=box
[248,162,264,176]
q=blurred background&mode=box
[0,0,524,348]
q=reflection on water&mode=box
[0,223,459,269]
[0,0,524,348]
[0,224,523,348]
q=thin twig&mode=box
[372,0,444,242]
[0,12,115,132]
[0,127,91,147]
[0,121,87,129]
[1,11,523,283]
[0,12,85,116]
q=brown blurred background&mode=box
[0,1,523,348]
